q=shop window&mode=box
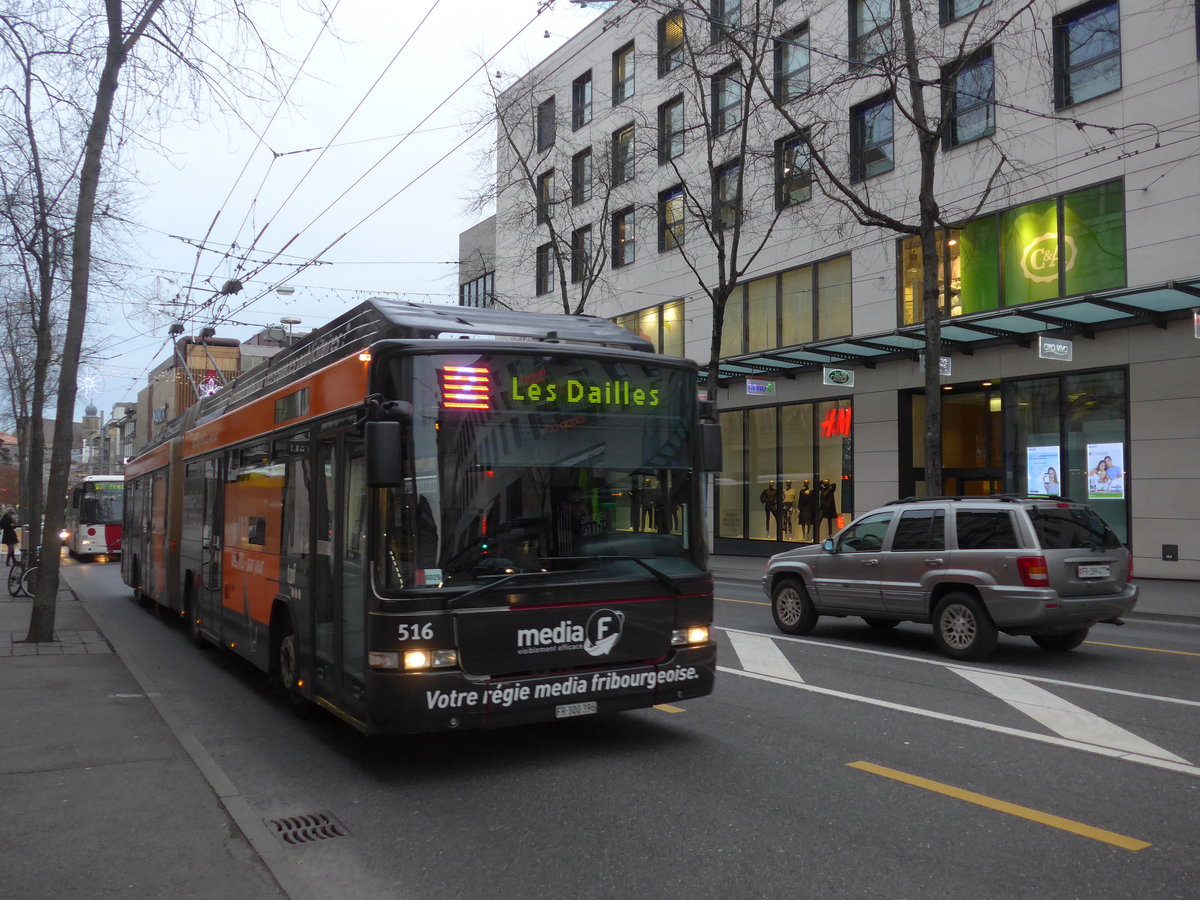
[749,407,778,541]
[726,255,852,354]
[1054,1,1121,108]
[817,255,853,339]
[780,404,817,543]
[717,409,746,538]
[898,180,1124,323]
[720,286,744,357]
[781,267,814,345]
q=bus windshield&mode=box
[380,351,702,591]
[80,484,124,525]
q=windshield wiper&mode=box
[445,569,561,609]
[545,554,684,594]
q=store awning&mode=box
[700,277,1200,382]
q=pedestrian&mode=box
[1,508,18,567]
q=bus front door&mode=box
[198,457,223,641]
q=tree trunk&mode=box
[26,1,139,642]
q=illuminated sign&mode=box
[823,367,854,387]
[509,376,660,409]
[440,366,491,410]
[1021,233,1077,284]
[1038,335,1073,362]
[746,379,775,396]
[820,406,852,439]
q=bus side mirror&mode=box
[700,422,723,473]
[366,421,404,487]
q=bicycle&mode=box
[7,547,39,599]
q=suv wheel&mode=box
[932,592,998,661]
[771,577,818,635]
[1032,628,1090,651]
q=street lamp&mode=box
[280,316,301,345]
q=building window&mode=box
[612,123,635,184]
[776,133,811,209]
[851,0,892,66]
[713,65,742,134]
[536,169,554,224]
[898,179,1126,324]
[711,0,741,42]
[940,0,990,24]
[774,25,809,102]
[536,97,555,152]
[658,96,685,163]
[943,48,994,148]
[571,71,593,129]
[612,207,635,268]
[571,148,592,205]
[723,255,853,356]
[459,271,494,308]
[1054,1,1121,108]
[612,42,635,104]
[571,226,593,283]
[659,9,684,76]
[659,185,685,251]
[535,242,555,295]
[714,159,741,230]
[615,298,685,356]
[850,94,893,181]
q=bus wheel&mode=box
[185,584,207,649]
[276,616,313,719]
[132,560,150,608]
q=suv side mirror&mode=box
[822,539,836,552]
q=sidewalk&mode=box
[709,554,1200,620]
[0,587,285,900]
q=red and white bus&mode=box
[64,475,124,559]
[122,300,719,735]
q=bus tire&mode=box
[132,559,150,608]
[275,610,313,719]
[184,580,207,649]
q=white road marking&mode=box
[726,631,805,683]
[952,669,1191,765]
[719,626,1200,709]
[718,665,1200,779]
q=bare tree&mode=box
[4,0,311,643]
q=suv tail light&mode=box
[1127,556,1134,583]
[1017,556,1050,587]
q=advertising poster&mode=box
[1027,446,1062,496]
[1087,442,1126,499]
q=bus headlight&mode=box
[59,530,69,541]
[671,625,710,646]
[369,649,458,670]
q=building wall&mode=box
[489,0,1200,577]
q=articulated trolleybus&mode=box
[123,300,718,735]
[65,474,124,558]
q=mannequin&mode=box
[819,478,838,540]
[759,481,778,534]
[798,479,815,541]
[781,479,798,538]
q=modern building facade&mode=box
[482,0,1200,579]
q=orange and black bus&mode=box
[123,300,718,735]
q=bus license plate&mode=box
[555,701,597,719]
[1078,564,1111,579]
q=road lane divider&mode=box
[654,704,686,713]
[847,761,1151,852]
[726,631,805,683]
[952,669,1190,765]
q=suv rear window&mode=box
[1029,506,1121,549]
[956,510,1020,549]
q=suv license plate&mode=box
[555,701,597,719]
[1078,564,1111,578]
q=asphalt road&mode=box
[65,560,1200,899]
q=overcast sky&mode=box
[80,0,604,419]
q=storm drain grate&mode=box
[266,811,350,846]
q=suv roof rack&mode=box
[885,496,1022,505]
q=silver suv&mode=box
[762,496,1137,660]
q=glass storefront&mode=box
[717,398,853,545]
[902,367,1129,544]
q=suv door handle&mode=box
[925,558,944,566]
[861,559,879,567]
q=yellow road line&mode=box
[1085,641,1200,658]
[848,761,1150,852]
[654,703,685,713]
[718,596,769,606]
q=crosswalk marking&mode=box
[952,669,1191,765]
[726,631,805,683]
